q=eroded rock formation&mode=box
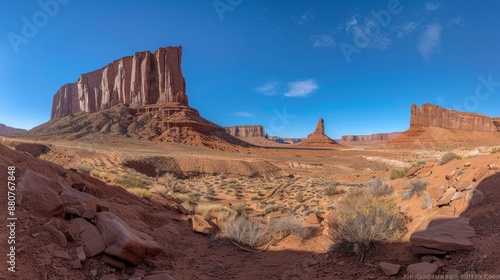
[225,125,264,138]
[411,104,500,132]
[0,123,26,135]
[297,118,339,147]
[51,46,187,119]
[341,132,402,143]
[391,104,500,147]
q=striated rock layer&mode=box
[341,132,402,143]
[391,104,500,147]
[297,118,339,147]
[225,125,264,138]
[410,104,500,132]
[0,123,26,135]
[51,46,187,119]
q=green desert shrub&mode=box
[402,179,428,201]
[323,185,344,196]
[328,196,407,259]
[439,152,461,165]
[128,188,152,200]
[114,174,148,188]
[366,178,394,197]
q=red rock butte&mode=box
[391,103,500,147]
[297,118,339,147]
[51,46,188,119]
[225,125,265,138]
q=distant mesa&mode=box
[0,124,26,135]
[32,46,249,149]
[391,103,500,147]
[341,132,402,144]
[225,125,264,138]
[297,118,339,147]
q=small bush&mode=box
[264,204,282,214]
[270,217,312,239]
[324,185,344,196]
[328,196,407,258]
[128,188,152,200]
[389,167,410,179]
[76,163,92,175]
[421,192,432,210]
[439,152,461,165]
[402,179,428,201]
[491,147,500,154]
[221,217,269,248]
[295,191,304,203]
[346,187,364,198]
[196,203,223,219]
[158,173,185,193]
[114,174,148,188]
[366,178,394,197]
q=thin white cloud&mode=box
[312,34,336,48]
[425,2,441,11]
[284,79,318,98]
[396,22,418,38]
[347,18,392,49]
[418,24,442,60]
[232,111,256,118]
[298,9,314,26]
[256,82,280,96]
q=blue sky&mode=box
[1,0,500,138]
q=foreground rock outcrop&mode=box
[391,104,500,147]
[297,118,339,147]
[51,46,187,119]
[0,123,26,135]
[225,125,264,138]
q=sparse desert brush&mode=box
[221,217,269,248]
[232,204,246,215]
[366,178,394,197]
[389,167,410,180]
[269,216,312,239]
[158,173,185,193]
[323,185,344,196]
[328,196,407,260]
[114,174,148,188]
[296,191,304,203]
[412,160,426,167]
[195,203,224,219]
[402,179,428,201]
[204,194,218,201]
[439,152,461,165]
[346,187,364,197]
[128,188,152,200]
[264,204,281,214]
[149,184,170,197]
[421,192,432,210]
[181,200,194,212]
[38,153,50,160]
[491,147,500,154]
[76,163,92,175]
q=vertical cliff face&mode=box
[411,104,500,132]
[225,125,265,138]
[51,46,187,119]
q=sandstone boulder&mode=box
[18,170,64,217]
[59,184,98,216]
[473,167,490,182]
[436,188,456,206]
[70,218,106,258]
[410,216,475,253]
[406,262,438,276]
[192,215,216,235]
[379,262,401,276]
[95,212,162,265]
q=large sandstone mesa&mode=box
[51,46,187,119]
[341,132,402,143]
[391,104,500,147]
[297,118,339,147]
[411,103,500,131]
[0,123,26,135]
[225,125,264,138]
